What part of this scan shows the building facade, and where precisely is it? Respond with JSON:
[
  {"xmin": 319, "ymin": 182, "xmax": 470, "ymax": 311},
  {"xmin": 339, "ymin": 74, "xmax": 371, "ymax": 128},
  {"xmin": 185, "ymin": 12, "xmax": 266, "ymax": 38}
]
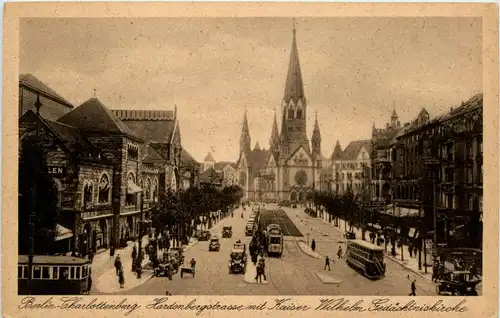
[
  {"xmin": 393, "ymin": 94, "xmax": 483, "ymax": 249},
  {"xmin": 236, "ymin": 27, "xmax": 328, "ymax": 202},
  {"xmin": 18, "ymin": 75, "xmax": 193, "ymax": 254},
  {"xmin": 331, "ymin": 140, "xmax": 372, "ymax": 197}
]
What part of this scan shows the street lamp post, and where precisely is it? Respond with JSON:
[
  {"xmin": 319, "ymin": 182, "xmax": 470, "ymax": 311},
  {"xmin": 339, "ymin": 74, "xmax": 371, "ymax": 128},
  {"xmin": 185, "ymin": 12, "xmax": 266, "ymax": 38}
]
[
  {"xmin": 136, "ymin": 190, "xmax": 145, "ymax": 278},
  {"xmin": 28, "ymin": 94, "xmax": 43, "ymax": 294}
]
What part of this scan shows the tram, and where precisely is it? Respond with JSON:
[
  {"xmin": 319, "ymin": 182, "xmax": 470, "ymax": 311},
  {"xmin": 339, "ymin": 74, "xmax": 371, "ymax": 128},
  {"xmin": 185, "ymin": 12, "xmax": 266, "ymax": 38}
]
[
  {"xmin": 345, "ymin": 240, "xmax": 386, "ymax": 279},
  {"xmin": 18, "ymin": 255, "xmax": 90, "ymax": 295},
  {"xmin": 266, "ymin": 224, "xmax": 283, "ymax": 257}
]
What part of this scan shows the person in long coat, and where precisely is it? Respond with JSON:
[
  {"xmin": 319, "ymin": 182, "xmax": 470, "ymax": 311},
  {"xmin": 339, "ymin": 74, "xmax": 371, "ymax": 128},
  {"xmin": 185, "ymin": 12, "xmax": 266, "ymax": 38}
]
[
  {"xmin": 311, "ymin": 239, "xmax": 316, "ymax": 252},
  {"xmin": 118, "ymin": 269, "xmax": 125, "ymax": 288}
]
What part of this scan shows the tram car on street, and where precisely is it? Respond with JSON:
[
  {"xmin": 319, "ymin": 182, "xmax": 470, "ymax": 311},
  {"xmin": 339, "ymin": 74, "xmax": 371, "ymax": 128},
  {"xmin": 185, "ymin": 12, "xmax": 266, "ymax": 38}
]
[
  {"xmin": 266, "ymin": 224, "xmax": 283, "ymax": 257},
  {"xmin": 18, "ymin": 255, "xmax": 90, "ymax": 295},
  {"xmin": 346, "ymin": 240, "xmax": 386, "ymax": 279}
]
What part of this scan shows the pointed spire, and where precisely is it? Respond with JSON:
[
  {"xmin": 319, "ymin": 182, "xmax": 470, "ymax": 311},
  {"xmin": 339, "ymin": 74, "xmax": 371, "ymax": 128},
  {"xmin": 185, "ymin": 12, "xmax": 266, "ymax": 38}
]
[
  {"xmin": 239, "ymin": 108, "xmax": 251, "ymax": 155},
  {"xmin": 254, "ymin": 141, "xmax": 261, "ymax": 151},
  {"xmin": 283, "ymin": 22, "xmax": 305, "ymax": 104},
  {"xmin": 269, "ymin": 110, "xmax": 280, "ymax": 152},
  {"xmin": 331, "ymin": 140, "xmax": 343, "ymax": 160},
  {"xmin": 391, "ymin": 102, "xmax": 398, "ymax": 119}
]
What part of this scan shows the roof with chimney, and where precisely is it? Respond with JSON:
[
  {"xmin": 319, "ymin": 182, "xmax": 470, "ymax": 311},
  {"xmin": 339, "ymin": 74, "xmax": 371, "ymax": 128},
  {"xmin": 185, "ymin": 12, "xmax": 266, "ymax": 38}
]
[{"xmin": 58, "ymin": 98, "xmax": 138, "ymax": 139}]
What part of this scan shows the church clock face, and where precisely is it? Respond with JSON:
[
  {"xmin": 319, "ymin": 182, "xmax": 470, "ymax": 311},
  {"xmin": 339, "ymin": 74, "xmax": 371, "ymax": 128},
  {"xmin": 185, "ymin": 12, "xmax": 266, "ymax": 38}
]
[{"xmin": 294, "ymin": 170, "xmax": 308, "ymax": 186}]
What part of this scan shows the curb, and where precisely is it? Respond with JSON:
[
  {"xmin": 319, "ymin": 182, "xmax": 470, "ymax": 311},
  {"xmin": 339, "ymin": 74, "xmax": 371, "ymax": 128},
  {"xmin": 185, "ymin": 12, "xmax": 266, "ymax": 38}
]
[
  {"xmin": 296, "ymin": 240, "xmax": 322, "ymax": 259},
  {"xmin": 96, "ymin": 271, "xmax": 155, "ymax": 294},
  {"xmin": 384, "ymin": 254, "xmax": 432, "ymax": 281},
  {"xmin": 315, "ymin": 272, "xmax": 342, "ymax": 284}
]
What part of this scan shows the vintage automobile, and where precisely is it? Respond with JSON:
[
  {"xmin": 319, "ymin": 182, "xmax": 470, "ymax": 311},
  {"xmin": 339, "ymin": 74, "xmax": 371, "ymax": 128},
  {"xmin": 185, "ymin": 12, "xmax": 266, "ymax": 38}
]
[
  {"xmin": 233, "ymin": 242, "xmax": 247, "ymax": 253},
  {"xmin": 209, "ymin": 237, "xmax": 221, "ymax": 252},
  {"xmin": 167, "ymin": 247, "xmax": 185, "ymax": 266},
  {"xmin": 436, "ymin": 270, "xmax": 481, "ymax": 296},
  {"xmin": 222, "ymin": 226, "xmax": 233, "ymax": 238},
  {"xmin": 228, "ymin": 246, "xmax": 247, "ymax": 274},
  {"xmin": 245, "ymin": 224, "xmax": 254, "ymax": 236},
  {"xmin": 345, "ymin": 232, "xmax": 356, "ymax": 240},
  {"xmin": 198, "ymin": 230, "xmax": 211, "ymax": 241}
]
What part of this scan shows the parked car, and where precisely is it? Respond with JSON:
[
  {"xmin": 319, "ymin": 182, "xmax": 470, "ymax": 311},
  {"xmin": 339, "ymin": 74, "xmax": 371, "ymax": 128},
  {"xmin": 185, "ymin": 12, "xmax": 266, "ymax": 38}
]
[
  {"xmin": 436, "ymin": 270, "xmax": 481, "ymax": 296},
  {"xmin": 199, "ymin": 230, "xmax": 211, "ymax": 241},
  {"xmin": 209, "ymin": 237, "xmax": 221, "ymax": 252},
  {"xmin": 222, "ymin": 226, "xmax": 233, "ymax": 238},
  {"xmin": 345, "ymin": 232, "xmax": 356, "ymax": 239}
]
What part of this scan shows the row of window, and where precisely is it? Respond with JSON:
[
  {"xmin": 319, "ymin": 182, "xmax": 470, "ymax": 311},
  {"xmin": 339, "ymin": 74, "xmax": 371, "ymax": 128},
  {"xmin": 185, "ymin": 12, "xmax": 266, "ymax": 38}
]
[
  {"xmin": 82, "ymin": 172, "xmax": 160, "ymax": 208},
  {"xmin": 18, "ymin": 264, "xmax": 90, "ymax": 280}
]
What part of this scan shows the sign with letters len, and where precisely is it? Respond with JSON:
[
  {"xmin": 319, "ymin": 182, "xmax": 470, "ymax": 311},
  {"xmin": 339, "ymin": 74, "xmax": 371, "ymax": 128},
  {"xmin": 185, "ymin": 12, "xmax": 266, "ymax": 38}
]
[{"xmin": 47, "ymin": 166, "xmax": 66, "ymax": 176}]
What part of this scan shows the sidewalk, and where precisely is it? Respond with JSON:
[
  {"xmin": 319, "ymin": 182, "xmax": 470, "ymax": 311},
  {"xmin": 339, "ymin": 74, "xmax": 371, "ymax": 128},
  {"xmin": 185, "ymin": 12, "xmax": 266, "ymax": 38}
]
[
  {"xmin": 94, "ymin": 236, "xmax": 153, "ymax": 294},
  {"xmin": 92, "ymin": 214, "xmax": 234, "ymax": 294},
  {"xmin": 243, "ymin": 262, "xmax": 269, "ymax": 285}
]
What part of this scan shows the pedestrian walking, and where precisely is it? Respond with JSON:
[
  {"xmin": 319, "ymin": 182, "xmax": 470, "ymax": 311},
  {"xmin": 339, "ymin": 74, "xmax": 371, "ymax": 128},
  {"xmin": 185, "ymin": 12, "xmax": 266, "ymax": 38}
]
[
  {"xmin": 337, "ymin": 245, "xmax": 343, "ymax": 259},
  {"xmin": 259, "ymin": 257, "xmax": 267, "ymax": 281},
  {"xmin": 409, "ymin": 279, "xmax": 416, "ymax": 296},
  {"xmin": 114, "ymin": 255, "xmax": 122, "ymax": 276},
  {"xmin": 88, "ymin": 250, "xmax": 94, "ymax": 264},
  {"xmin": 86, "ymin": 269, "xmax": 93, "ymax": 294},
  {"xmin": 311, "ymin": 238, "xmax": 316, "ymax": 252},
  {"xmin": 324, "ymin": 256, "xmax": 331, "ymax": 271},
  {"xmin": 255, "ymin": 264, "xmax": 263, "ymax": 283},
  {"xmin": 118, "ymin": 269, "xmax": 125, "ymax": 288}
]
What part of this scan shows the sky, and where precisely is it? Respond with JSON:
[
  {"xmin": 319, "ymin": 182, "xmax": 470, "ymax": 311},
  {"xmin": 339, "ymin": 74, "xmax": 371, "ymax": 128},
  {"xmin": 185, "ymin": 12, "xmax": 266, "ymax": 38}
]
[{"xmin": 20, "ymin": 18, "xmax": 482, "ymax": 163}]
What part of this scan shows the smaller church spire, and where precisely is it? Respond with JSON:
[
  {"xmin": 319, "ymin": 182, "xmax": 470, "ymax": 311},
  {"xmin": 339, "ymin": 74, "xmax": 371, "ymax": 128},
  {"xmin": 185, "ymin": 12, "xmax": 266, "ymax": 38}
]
[
  {"xmin": 331, "ymin": 140, "xmax": 343, "ymax": 160},
  {"xmin": 311, "ymin": 111, "xmax": 321, "ymax": 156},
  {"xmin": 269, "ymin": 109, "xmax": 280, "ymax": 152},
  {"xmin": 254, "ymin": 141, "xmax": 261, "ymax": 151},
  {"xmin": 239, "ymin": 108, "xmax": 251, "ymax": 155}
]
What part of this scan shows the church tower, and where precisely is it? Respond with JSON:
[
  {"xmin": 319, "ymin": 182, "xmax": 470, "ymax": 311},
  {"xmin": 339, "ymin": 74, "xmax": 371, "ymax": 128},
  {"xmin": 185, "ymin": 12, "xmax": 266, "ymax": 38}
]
[
  {"xmin": 239, "ymin": 108, "xmax": 251, "ymax": 155},
  {"xmin": 311, "ymin": 111, "xmax": 322, "ymax": 158},
  {"xmin": 279, "ymin": 24, "xmax": 310, "ymax": 157},
  {"xmin": 269, "ymin": 110, "xmax": 280, "ymax": 153}
]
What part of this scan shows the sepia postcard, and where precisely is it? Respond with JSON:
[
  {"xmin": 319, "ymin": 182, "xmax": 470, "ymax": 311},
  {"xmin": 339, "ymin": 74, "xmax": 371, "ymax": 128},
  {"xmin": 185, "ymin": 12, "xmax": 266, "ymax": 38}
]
[{"xmin": 2, "ymin": 2, "xmax": 499, "ymax": 318}]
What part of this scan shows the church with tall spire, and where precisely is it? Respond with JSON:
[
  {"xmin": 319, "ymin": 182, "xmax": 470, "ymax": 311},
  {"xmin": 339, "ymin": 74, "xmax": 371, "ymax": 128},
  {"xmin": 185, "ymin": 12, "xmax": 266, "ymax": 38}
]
[{"xmin": 236, "ymin": 24, "xmax": 328, "ymax": 201}]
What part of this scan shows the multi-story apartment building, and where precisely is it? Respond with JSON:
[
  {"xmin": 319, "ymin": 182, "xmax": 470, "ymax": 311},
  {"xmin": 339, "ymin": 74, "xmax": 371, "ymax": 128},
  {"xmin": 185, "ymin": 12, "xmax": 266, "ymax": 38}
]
[
  {"xmin": 393, "ymin": 94, "xmax": 483, "ymax": 249},
  {"xmin": 331, "ymin": 140, "xmax": 371, "ymax": 197}
]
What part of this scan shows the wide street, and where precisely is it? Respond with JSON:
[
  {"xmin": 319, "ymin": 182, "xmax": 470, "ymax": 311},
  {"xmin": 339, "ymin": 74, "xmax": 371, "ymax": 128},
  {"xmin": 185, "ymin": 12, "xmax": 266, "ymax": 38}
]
[{"xmin": 114, "ymin": 205, "xmax": 436, "ymax": 295}]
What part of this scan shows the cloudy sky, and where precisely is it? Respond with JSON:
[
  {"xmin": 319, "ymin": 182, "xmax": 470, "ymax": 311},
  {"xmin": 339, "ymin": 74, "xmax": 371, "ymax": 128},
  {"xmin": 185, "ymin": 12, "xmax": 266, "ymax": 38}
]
[{"xmin": 20, "ymin": 18, "xmax": 482, "ymax": 162}]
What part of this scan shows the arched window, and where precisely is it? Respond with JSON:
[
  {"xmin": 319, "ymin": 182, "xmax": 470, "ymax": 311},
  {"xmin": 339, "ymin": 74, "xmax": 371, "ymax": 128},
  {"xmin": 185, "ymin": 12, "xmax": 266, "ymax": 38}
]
[
  {"xmin": 145, "ymin": 178, "xmax": 151, "ymax": 200},
  {"xmin": 83, "ymin": 181, "xmax": 94, "ymax": 209},
  {"xmin": 288, "ymin": 108, "xmax": 294, "ymax": 119},
  {"xmin": 152, "ymin": 179, "xmax": 158, "ymax": 203},
  {"xmin": 296, "ymin": 108, "xmax": 303, "ymax": 119},
  {"xmin": 98, "ymin": 173, "xmax": 111, "ymax": 203},
  {"xmin": 126, "ymin": 172, "xmax": 138, "ymax": 206}
]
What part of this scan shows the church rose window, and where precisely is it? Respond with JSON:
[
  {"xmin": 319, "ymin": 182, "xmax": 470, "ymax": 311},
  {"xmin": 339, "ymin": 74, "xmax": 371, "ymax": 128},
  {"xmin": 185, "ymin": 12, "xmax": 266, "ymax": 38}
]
[{"xmin": 294, "ymin": 170, "xmax": 308, "ymax": 186}]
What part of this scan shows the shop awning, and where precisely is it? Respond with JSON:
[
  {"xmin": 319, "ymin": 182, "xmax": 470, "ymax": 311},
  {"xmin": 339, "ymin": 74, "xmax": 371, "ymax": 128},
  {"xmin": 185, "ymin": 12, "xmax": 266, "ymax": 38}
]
[
  {"xmin": 127, "ymin": 180, "xmax": 142, "ymax": 194},
  {"xmin": 384, "ymin": 205, "xmax": 420, "ymax": 217},
  {"xmin": 55, "ymin": 224, "xmax": 73, "ymax": 241}
]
